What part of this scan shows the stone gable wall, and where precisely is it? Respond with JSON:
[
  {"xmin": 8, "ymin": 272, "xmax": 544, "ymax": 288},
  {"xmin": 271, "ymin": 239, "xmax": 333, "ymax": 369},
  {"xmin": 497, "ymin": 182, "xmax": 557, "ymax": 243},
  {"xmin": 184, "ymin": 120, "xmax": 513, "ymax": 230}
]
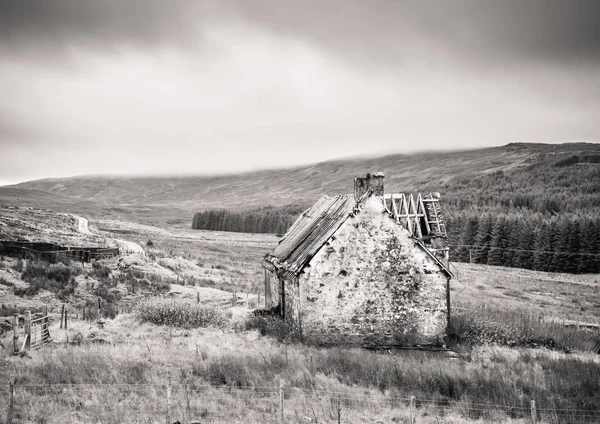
[{"xmin": 297, "ymin": 196, "xmax": 448, "ymax": 346}]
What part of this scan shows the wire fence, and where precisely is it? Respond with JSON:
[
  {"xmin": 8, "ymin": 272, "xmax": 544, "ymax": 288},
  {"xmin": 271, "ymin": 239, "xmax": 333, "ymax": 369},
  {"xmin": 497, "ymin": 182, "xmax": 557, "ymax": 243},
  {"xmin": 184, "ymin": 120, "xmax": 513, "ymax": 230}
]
[{"xmin": 3, "ymin": 381, "xmax": 600, "ymax": 424}]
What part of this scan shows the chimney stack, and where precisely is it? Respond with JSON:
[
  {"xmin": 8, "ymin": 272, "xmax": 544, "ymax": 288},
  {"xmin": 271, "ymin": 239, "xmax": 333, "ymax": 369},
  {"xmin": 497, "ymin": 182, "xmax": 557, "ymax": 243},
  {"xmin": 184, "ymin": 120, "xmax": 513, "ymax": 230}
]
[{"xmin": 354, "ymin": 172, "xmax": 384, "ymax": 200}]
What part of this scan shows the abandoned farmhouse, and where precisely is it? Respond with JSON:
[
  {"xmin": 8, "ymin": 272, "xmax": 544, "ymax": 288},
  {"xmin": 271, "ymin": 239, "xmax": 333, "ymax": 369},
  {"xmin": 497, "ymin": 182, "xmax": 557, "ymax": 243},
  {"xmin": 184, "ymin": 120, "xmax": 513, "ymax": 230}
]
[{"xmin": 263, "ymin": 173, "xmax": 452, "ymax": 347}]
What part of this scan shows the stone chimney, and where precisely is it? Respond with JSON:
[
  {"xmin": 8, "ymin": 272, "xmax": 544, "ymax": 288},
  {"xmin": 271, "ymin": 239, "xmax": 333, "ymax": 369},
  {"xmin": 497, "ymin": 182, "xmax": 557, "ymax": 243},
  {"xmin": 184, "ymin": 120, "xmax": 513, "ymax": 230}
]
[{"xmin": 354, "ymin": 172, "xmax": 384, "ymax": 200}]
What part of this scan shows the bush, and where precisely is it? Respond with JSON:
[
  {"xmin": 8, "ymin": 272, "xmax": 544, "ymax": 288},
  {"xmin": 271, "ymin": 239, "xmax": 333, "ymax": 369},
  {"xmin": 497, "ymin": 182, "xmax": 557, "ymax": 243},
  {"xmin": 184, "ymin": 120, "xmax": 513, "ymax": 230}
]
[
  {"xmin": 91, "ymin": 261, "xmax": 112, "ymax": 279},
  {"xmin": 12, "ymin": 258, "xmax": 24, "ymax": 272},
  {"xmin": 136, "ymin": 299, "xmax": 230, "ymax": 329},
  {"xmin": 118, "ymin": 269, "xmax": 171, "ymax": 294},
  {"xmin": 16, "ymin": 260, "xmax": 79, "ymax": 299},
  {"xmin": 245, "ymin": 314, "xmax": 300, "ymax": 343}
]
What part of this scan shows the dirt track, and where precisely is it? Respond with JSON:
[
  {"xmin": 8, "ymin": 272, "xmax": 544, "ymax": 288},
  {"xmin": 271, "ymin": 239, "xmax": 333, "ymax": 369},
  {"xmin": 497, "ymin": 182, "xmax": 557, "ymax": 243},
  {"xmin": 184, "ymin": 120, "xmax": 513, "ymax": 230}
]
[{"xmin": 73, "ymin": 214, "xmax": 145, "ymax": 255}]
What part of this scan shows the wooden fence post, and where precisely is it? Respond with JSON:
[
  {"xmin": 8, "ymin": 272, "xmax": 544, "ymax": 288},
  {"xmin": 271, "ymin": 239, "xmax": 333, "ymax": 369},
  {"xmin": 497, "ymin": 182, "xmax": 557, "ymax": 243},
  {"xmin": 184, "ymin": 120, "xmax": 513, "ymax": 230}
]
[
  {"xmin": 409, "ymin": 396, "xmax": 416, "ymax": 424},
  {"xmin": 12, "ymin": 314, "xmax": 18, "ymax": 355},
  {"xmin": 165, "ymin": 381, "xmax": 172, "ymax": 424},
  {"xmin": 530, "ymin": 400, "xmax": 536, "ymax": 424},
  {"xmin": 6, "ymin": 376, "xmax": 15, "ymax": 424},
  {"xmin": 24, "ymin": 311, "xmax": 31, "ymax": 350},
  {"xmin": 197, "ymin": 291, "xmax": 200, "ymax": 304},
  {"xmin": 60, "ymin": 304, "xmax": 65, "ymax": 329},
  {"xmin": 278, "ymin": 379, "xmax": 285, "ymax": 424},
  {"xmin": 64, "ymin": 307, "xmax": 68, "ymax": 330}
]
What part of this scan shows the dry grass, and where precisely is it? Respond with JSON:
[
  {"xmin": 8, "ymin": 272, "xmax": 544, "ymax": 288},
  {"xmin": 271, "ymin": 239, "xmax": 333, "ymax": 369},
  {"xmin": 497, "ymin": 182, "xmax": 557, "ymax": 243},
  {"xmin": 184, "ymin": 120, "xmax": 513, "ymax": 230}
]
[
  {"xmin": 2, "ymin": 215, "xmax": 600, "ymax": 422},
  {"xmin": 94, "ymin": 219, "xmax": 277, "ymax": 293},
  {"xmin": 1, "ymin": 313, "xmax": 600, "ymax": 423},
  {"xmin": 450, "ymin": 304, "xmax": 600, "ymax": 353},
  {"xmin": 451, "ymin": 263, "xmax": 600, "ymax": 324}
]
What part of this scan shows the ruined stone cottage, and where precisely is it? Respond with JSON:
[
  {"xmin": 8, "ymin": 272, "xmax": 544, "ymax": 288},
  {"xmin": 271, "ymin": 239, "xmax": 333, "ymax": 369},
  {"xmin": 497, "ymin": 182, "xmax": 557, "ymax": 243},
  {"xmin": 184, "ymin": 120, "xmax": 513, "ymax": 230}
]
[{"xmin": 262, "ymin": 173, "xmax": 452, "ymax": 347}]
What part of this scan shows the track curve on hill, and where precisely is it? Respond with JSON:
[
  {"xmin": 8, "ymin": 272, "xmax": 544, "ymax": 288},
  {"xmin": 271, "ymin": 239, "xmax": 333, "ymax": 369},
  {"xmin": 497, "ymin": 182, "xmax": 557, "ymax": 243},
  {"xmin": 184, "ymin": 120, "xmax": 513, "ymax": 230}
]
[{"xmin": 72, "ymin": 214, "xmax": 145, "ymax": 256}]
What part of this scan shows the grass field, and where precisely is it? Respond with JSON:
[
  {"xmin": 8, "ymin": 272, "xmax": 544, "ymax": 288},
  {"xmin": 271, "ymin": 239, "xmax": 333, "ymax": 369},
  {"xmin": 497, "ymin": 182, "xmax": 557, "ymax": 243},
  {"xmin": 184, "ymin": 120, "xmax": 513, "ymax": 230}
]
[{"xmin": 1, "ymin": 210, "xmax": 600, "ymax": 423}]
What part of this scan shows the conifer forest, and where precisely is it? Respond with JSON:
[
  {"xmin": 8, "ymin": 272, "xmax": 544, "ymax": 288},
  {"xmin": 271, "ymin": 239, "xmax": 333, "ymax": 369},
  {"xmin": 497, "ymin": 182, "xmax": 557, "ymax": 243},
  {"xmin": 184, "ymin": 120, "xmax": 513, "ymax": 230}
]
[{"xmin": 193, "ymin": 151, "xmax": 600, "ymax": 273}]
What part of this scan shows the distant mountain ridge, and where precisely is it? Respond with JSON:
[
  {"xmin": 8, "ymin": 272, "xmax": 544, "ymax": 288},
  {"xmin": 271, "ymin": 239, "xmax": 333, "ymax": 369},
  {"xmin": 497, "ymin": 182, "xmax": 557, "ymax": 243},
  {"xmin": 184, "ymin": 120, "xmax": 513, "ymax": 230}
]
[{"xmin": 4, "ymin": 142, "xmax": 600, "ymax": 211}]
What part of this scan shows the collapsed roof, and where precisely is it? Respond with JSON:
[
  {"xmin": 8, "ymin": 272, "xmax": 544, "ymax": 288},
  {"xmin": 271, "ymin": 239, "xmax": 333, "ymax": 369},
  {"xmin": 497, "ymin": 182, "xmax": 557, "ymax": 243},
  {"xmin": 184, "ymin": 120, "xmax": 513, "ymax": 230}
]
[{"xmin": 264, "ymin": 173, "xmax": 451, "ymax": 278}]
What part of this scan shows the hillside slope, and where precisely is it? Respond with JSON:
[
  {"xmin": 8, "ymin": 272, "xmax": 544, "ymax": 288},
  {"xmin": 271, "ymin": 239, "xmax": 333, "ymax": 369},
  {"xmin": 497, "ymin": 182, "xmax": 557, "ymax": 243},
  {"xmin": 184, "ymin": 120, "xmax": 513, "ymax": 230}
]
[{"xmin": 9, "ymin": 143, "xmax": 598, "ymax": 211}]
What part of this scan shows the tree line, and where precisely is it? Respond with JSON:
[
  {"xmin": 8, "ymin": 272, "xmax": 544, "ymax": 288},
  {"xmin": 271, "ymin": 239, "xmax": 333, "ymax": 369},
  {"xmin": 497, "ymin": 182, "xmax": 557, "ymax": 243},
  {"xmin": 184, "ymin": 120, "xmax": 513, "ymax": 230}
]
[
  {"xmin": 440, "ymin": 151, "xmax": 600, "ymax": 273},
  {"xmin": 445, "ymin": 212, "xmax": 600, "ymax": 273},
  {"xmin": 192, "ymin": 205, "xmax": 306, "ymax": 235}
]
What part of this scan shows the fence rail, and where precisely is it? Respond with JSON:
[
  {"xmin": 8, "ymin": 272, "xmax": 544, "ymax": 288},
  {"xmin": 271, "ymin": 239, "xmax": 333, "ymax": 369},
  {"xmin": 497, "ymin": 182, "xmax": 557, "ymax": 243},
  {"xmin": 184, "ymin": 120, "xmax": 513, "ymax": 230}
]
[
  {"xmin": 3, "ymin": 380, "xmax": 599, "ymax": 424},
  {"xmin": 0, "ymin": 240, "xmax": 119, "ymax": 263}
]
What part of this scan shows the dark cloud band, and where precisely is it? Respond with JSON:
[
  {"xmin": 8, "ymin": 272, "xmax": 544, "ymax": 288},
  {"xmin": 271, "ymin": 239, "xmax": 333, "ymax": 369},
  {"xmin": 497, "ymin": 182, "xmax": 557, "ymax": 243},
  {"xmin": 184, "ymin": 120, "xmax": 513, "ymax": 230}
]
[{"xmin": 1, "ymin": 0, "xmax": 599, "ymax": 66}]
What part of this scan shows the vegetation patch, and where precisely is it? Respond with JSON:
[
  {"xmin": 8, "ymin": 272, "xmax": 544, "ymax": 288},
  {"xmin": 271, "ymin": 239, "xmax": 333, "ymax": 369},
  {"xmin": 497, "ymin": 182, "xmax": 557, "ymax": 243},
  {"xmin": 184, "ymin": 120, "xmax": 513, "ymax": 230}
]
[
  {"xmin": 245, "ymin": 314, "xmax": 301, "ymax": 343},
  {"xmin": 15, "ymin": 260, "xmax": 79, "ymax": 299},
  {"xmin": 449, "ymin": 306, "xmax": 600, "ymax": 352},
  {"xmin": 136, "ymin": 299, "xmax": 230, "ymax": 328}
]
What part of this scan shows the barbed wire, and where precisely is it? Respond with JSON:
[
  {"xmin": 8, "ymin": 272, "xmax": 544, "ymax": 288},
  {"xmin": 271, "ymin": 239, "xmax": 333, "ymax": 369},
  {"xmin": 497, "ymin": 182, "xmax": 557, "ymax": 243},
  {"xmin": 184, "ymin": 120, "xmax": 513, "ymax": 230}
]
[
  {"xmin": 449, "ymin": 244, "xmax": 600, "ymax": 257},
  {"xmin": 7, "ymin": 382, "xmax": 600, "ymax": 417}
]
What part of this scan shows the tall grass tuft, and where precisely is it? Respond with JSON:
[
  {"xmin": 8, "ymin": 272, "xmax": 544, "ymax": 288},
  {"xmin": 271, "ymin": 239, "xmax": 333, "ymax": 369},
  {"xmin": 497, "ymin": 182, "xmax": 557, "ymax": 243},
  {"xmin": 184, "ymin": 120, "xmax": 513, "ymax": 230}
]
[
  {"xmin": 449, "ymin": 305, "xmax": 600, "ymax": 353},
  {"xmin": 136, "ymin": 299, "xmax": 230, "ymax": 329}
]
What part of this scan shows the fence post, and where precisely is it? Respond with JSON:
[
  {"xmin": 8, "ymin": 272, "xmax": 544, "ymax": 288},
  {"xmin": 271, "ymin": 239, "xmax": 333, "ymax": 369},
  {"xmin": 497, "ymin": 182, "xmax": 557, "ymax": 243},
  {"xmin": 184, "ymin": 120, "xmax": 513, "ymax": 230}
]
[
  {"xmin": 24, "ymin": 311, "xmax": 31, "ymax": 350},
  {"xmin": 6, "ymin": 376, "xmax": 14, "ymax": 424},
  {"xmin": 12, "ymin": 314, "xmax": 18, "ymax": 355},
  {"xmin": 43, "ymin": 306, "xmax": 49, "ymax": 345},
  {"xmin": 409, "ymin": 396, "xmax": 416, "ymax": 424},
  {"xmin": 278, "ymin": 379, "xmax": 284, "ymax": 424},
  {"xmin": 197, "ymin": 291, "xmax": 200, "ymax": 304},
  {"xmin": 530, "ymin": 400, "xmax": 536, "ymax": 424},
  {"xmin": 64, "ymin": 307, "xmax": 68, "ymax": 330},
  {"xmin": 60, "ymin": 304, "xmax": 65, "ymax": 329},
  {"xmin": 166, "ymin": 380, "xmax": 171, "ymax": 424}
]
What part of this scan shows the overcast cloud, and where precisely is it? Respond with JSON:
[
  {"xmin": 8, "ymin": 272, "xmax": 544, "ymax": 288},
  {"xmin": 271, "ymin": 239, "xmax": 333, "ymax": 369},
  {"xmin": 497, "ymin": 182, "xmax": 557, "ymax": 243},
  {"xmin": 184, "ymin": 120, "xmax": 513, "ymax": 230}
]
[{"xmin": 1, "ymin": 0, "xmax": 599, "ymax": 185}]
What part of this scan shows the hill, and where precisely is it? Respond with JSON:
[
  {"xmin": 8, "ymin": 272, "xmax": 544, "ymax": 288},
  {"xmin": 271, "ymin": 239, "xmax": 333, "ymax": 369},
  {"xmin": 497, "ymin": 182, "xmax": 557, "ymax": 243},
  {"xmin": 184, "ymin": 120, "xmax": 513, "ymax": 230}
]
[
  {"xmin": 6, "ymin": 142, "xmax": 599, "ymax": 211},
  {"xmin": 3, "ymin": 142, "xmax": 600, "ymax": 273}
]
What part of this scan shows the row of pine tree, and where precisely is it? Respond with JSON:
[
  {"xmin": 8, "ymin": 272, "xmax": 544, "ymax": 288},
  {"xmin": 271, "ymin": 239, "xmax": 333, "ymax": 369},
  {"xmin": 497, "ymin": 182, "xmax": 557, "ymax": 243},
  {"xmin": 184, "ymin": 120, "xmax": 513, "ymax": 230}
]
[
  {"xmin": 445, "ymin": 212, "xmax": 600, "ymax": 273},
  {"xmin": 192, "ymin": 205, "xmax": 305, "ymax": 235}
]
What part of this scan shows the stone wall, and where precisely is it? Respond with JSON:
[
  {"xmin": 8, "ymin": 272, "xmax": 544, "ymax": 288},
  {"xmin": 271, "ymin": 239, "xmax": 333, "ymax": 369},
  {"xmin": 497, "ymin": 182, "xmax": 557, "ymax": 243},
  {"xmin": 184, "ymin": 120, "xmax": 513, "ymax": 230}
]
[{"xmin": 297, "ymin": 195, "xmax": 448, "ymax": 347}]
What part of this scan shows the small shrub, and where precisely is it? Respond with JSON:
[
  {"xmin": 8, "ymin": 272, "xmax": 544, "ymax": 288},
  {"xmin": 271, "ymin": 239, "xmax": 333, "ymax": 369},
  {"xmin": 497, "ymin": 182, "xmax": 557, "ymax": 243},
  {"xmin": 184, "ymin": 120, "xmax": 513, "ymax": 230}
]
[
  {"xmin": 136, "ymin": 299, "xmax": 230, "ymax": 328},
  {"xmin": 119, "ymin": 269, "xmax": 171, "ymax": 294},
  {"xmin": 94, "ymin": 280, "xmax": 121, "ymax": 303},
  {"xmin": 91, "ymin": 261, "xmax": 112, "ymax": 279},
  {"xmin": 12, "ymin": 258, "xmax": 24, "ymax": 272},
  {"xmin": 245, "ymin": 315, "xmax": 300, "ymax": 343}
]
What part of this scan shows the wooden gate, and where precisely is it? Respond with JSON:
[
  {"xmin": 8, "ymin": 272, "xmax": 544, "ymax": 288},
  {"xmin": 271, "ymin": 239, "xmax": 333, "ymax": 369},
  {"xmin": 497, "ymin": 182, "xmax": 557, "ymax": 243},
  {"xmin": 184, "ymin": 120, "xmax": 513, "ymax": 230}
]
[{"xmin": 12, "ymin": 308, "xmax": 51, "ymax": 354}]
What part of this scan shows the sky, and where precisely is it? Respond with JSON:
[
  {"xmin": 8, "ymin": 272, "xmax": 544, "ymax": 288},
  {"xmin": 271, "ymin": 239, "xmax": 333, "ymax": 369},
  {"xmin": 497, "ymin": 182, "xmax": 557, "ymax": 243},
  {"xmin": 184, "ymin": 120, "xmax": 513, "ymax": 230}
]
[{"xmin": 1, "ymin": 0, "xmax": 599, "ymax": 185}]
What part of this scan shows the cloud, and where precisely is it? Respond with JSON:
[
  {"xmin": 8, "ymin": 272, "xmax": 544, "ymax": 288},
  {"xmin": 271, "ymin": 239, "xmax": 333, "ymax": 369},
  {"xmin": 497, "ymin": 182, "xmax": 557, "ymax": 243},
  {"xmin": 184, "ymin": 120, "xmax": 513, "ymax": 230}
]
[
  {"xmin": 0, "ymin": 1, "xmax": 598, "ymax": 184},
  {"xmin": 1, "ymin": 0, "xmax": 599, "ymax": 67}
]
